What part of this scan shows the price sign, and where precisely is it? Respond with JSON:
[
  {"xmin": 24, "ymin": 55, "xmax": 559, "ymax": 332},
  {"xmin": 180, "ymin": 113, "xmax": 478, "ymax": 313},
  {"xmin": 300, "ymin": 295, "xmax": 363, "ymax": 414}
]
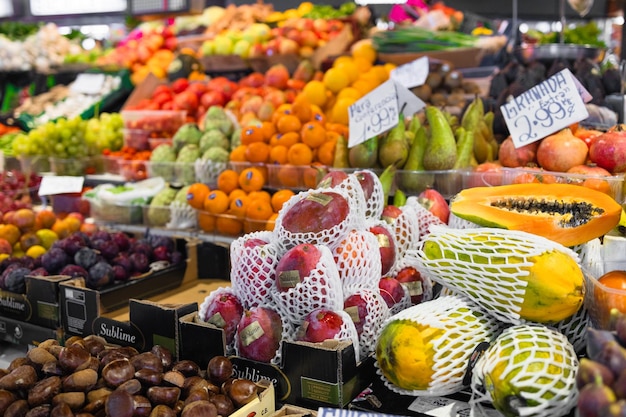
[
  {"xmin": 38, "ymin": 176, "xmax": 84, "ymax": 196},
  {"xmin": 70, "ymin": 73, "xmax": 106, "ymax": 95},
  {"xmin": 391, "ymin": 56, "xmax": 429, "ymax": 89},
  {"xmin": 501, "ymin": 68, "xmax": 591, "ymax": 148},
  {"xmin": 348, "ymin": 80, "xmax": 425, "ymax": 148}
]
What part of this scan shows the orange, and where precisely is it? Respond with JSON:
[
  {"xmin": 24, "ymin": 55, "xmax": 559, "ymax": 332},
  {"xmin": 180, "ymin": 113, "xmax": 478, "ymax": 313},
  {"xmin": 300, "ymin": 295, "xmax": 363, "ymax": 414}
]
[
  {"xmin": 229, "ymin": 145, "xmax": 247, "ymax": 162},
  {"xmin": 272, "ymin": 104, "xmax": 293, "ymax": 123},
  {"xmin": 351, "ymin": 40, "xmax": 377, "ymax": 64},
  {"xmin": 287, "ymin": 143, "xmax": 314, "ymax": 166},
  {"xmin": 269, "ymin": 145, "xmax": 289, "ymax": 165},
  {"xmin": 217, "ymin": 169, "xmax": 240, "ymax": 195},
  {"xmin": 240, "ymin": 124, "xmax": 266, "ymax": 145},
  {"xmin": 216, "ymin": 213, "xmax": 243, "ymax": 236},
  {"xmin": 301, "ymin": 121, "xmax": 326, "ymax": 148},
  {"xmin": 245, "ymin": 142, "xmax": 271, "ymax": 163},
  {"xmin": 276, "ymin": 114, "xmax": 302, "ymax": 134},
  {"xmin": 260, "ymin": 121, "xmax": 276, "ymax": 141},
  {"xmin": 270, "ymin": 189, "xmax": 295, "ymax": 213},
  {"xmin": 238, "ymin": 167, "xmax": 265, "ymax": 193},
  {"xmin": 247, "ymin": 190, "xmax": 272, "ymax": 204},
  {"xmin": 51, "ymin": 220, "xmax": 71, "ymax": 239},
  {"xmin": 292, "ymin": 96, "xmax": 313, "ymax": 123},
  {"xmin": 302, "ymin": 80, "xmax": 327, "ymax": 108},
  {"xmin": 229, "ymin": 188, "xmax": 248, "ymax": 203},
  {"xmin": 186, "ymin": 183, "xmax": 211, "ymax": 210},
  {"xmin": 317, "ymin": 140, "xmax": 336, "ymax": 166},
  {"xmin": 229, "ymin": 195, "xmax": 250, "ymax": 218},
  {"xmin": 325, "ymin": 123, "xmax": 349, "ymax": 137},
  {"xmin": 265, "ymin": 213, "xmax": 278, "ymax": 231},
  {"xmin": 198, "ymin": 211, "xmax": 216, "ymax": 233},
  {"xmin": 0, "ymin": 224, "xmax": 20, "ymax": 246},
  {"xmin": 323, "ymin": 67, "xmax": 350, "ymax": 94},
  {"xmin": 203, "ymin": 190, "xmax": 230, "ymax": 214},
  {"xmin": 310, "ymin": 107, "xmax": 326, "ymax": 125},
  {"xmin": 246, "ymin": 199, "xmax": 274, "ymax": 221},
  {"xmin": 276, "ymin": 165, "xmax": 302, "ymax": 188},
  {"xmin": 35, "ymin": 210, "xmax": 57, "ymax": 230},
  {"xmin": 270, "ymin": 131, "xmax": 300, "ymax": 148}
]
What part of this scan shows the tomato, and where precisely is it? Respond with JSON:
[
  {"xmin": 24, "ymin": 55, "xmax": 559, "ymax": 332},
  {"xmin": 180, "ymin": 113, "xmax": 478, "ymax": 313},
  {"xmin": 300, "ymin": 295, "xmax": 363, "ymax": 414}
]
[{"xmin": 594, "ymin": 270, "xmax": 626, "ymax": 328}]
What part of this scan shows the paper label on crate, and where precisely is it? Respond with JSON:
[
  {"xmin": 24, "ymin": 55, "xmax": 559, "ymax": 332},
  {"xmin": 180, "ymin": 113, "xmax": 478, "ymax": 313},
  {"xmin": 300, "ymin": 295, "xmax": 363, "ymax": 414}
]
[
  {"xmin": 408, "ymin": 396, "xmax": 501, "ymax": 417},
  {"xmin": 501, "ymin": 68, "xmax": 591, "ymax": 149},
  {"xmin": 38, "ymin": 176, "xmax": 84, "ymax": 196},
  {"xmin": 70, "ymin": 73, "xmax": 106, "ymax": 95},
  {"xmin": 348, "ymin": 79, "xmax": 425, "ymax": 148},
  {"xmin": 391, "ymin": 56, "xmax": 429, "ymax": 88}
]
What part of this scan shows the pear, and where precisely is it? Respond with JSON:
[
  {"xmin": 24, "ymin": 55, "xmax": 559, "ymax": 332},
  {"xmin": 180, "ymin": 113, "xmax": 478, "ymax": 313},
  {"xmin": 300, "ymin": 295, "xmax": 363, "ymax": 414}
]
[
  {"xmin": 422, "ymin": 106, "xmax": 457, "ymax": 171},
  {"xmin": 349, "ymin": 136, "xmax": 379, "ymax": 168}
]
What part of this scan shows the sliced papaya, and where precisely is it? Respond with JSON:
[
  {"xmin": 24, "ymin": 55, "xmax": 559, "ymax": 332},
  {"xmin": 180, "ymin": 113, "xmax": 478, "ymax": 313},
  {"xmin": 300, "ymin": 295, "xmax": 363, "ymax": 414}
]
[{"xmin": 450, "ymin": 183, "xmax": 622, "ymax": 247}]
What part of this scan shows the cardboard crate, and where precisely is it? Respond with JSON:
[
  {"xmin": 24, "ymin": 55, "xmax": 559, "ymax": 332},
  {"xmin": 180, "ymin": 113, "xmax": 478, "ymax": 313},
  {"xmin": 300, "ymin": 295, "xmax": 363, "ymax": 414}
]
[
  {"xmin": 0, "ymin": 275, "xmax": 73, "ymax": 329},
  {"xmin": 0, "ymin": 315, "xmax": 62, "ymax": 348},
  {"xmin": 269, "ymin": 405, "xmax": 318, "ymax": 417},
  {"xmin": 178, "ymin": 311, "xmax": 376, "ymax": 408}
]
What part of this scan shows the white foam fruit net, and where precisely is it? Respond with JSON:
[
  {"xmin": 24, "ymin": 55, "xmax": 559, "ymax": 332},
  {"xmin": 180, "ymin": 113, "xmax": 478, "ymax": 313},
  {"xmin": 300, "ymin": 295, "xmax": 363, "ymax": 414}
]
[
  {"xmin": 408, "ymin": 225, "xmax": 581, "ymax": 325},
  {"xmin": 271, "ymin": 244, "xmax": 344, "ymax": 325},
  {"xmin": 551, "ymin": 305, "xmax": 589, "ymax": 356},
  {"xmin": 574, "ymin": 237, "xmax": 604, "ymax": 278},
  {"xmin": 387, "ymin": 203, "xmax": 421, "ymax": 259},
  {"xmin": 272, "ymin": 187, "xmax": 361, "ymax": 254},
  {"xmin": 344, "ymin": 288, "xmax": 390, "ymax": 358},
  {"xmin": 333, "ymin": 173, "xmax": 368, "ymax": 228},
  {"xmin": 198, "ymin": 286, "xmax": 243, "ymax": 355},
  {"xmin": 365, "ymin": 218, "xmax": 399, "ymax": 276},
  {"xmin": 405, "ymin": 196, "xmax": 446, "ymax": 242},
  {"xmin": 166, "ymin": 201, "xmax": 198, "ymax": 230},
  {"xmin": 195, "ymin": 159, "xmax": 229, "ymax": 187},
  {"xmin": 353, "ymin": 169, "xmax": 385, "ymax": 220},
  {"xmin": 230, "ymin": 231, "xmax": 280, "ymax": 309},
  {"xmin": 389, "ymin": 283, "xmax": 413, "ymax": 315},
  {"xmin": 388, "ymin": 256, "xmax": 434, "ymax": 307},
  {"xmin": 375, "ymin": 295, "xmax": 501, "ymax": 397},
  {"xmin": 470, "ymin": 324, "xmax": 579, "ymax": 417},
  {"xmin": 448, "ymin": 213, "xmax": 480, "ymax": 230},
  {"xmin": 332, "ymin": 229, "xmax": 382, "ymax": 293}
]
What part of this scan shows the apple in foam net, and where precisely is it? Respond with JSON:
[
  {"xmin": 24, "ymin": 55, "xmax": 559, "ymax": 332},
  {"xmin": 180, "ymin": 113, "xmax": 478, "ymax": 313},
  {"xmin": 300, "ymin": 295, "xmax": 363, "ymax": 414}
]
[
  {"xmin": 395, "ymin": 266, "xmax": 426, "ymax": 304},
  {"xmin": 296, "ymin": 308, "xmax": 344, "ymax": 343},
  {"xmin": 343, "ymin": 293, "xmax": 368, "ymax": 336},
  {"xmin": 275, "ymin": 243, "xmax": 321, "ymax": 292},
  {"xmin": 202, "ymin": 293, "xmax": 244, "ymax": 345},
  {"xmin": 317, "ymin": 170, "xmax": 348, "ymax": 189},
  {"xmin": 379, "ymin": 277, "xmax": 406, "ymax": 309},
  {"xmin": 280, "ymin": 191, "xmax": 350, "ymax": 235},
  {"xmin": 417, "ymin": 188, "xmax": 450, "ymax": 224},
  {"xmin": 380, "ymin": 205, "xmax": 403, "ymax": 225},
  {"xmin": 236, "ymin": 306, "xmax": 283, "ymax": 363},
  {"xmin": 354, "ymin": 170, "xmax": 376, "ymax": 202},
  {"xmin": 368, "ymin": 224, "xmax": 396, "ymax": 276}
]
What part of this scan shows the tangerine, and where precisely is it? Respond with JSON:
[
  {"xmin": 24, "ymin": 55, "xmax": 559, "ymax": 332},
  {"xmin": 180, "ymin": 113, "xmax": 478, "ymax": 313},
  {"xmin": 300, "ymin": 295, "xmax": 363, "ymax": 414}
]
[
  {"xmin": 186, "ymin": 183, "xmax": 211, "ymax": 210},
  {"xmin": 287, "ymin": 143, "xmax": 314, "ymax": 166},
  {"xmin": 245, "ymin": 142, "xmax": 271, "ymax": 163},
  {"xmin": 292, "ymin": 96, "xmax": 313, "ymax": 123},
  {"xmin": 276, "ymin": 114, "xmax": 302, "ymax": 134},
  {"xmin": 260, "ymin": 121, "xmax": 276, "ymax": 141},
  {"xmin": 204, "ymin": 190, "xmax": 230, "ymax": 214},
  {"xmin": 272, "ymin": 104, "xmax": 293, "ymax": 123},
  {"xmin": 238, "ymin": 167, "xmax": 265, "ymax": 193},
  {"xmin": 229, "ymin": 145, "xmax": 248, "ymax": 162},
  {"xmin": 270, "ymin": 189, "xmax": 295, "ymax": 213},
  {"xmin": 270, "ymin": 132, "xmax": 300, "ymax": 148},
  {"xmin": 0, "ymin": 224, "xmax": 20, "ymax": 246},
  {"xmin": 265, "ymin": 213, "xmax": 278, "ymax": 231},
  {"xmin": 217, "ymin": 169, "xmax": 240, "ymax": 195},
  {"xmin": 229, "ymin": 188, "xmax": 248, "ymax": 203},
  {"xmin": 269, "ymin": 145, "xmax": 289, "ymax": 165},
  {"xmin": 247, "ymin": 190, "xmax": 272, "ymax": 204},
  {"xmin": 229, "ymin": 195, "xmax": 250, "ymax": 218},
  {"xmin": 246, "ymin": 199, "xmax": 274, "ymax": 221},
  {"xmin": 301, "ymin": 121, "xmax": 326, "ymax": 148},
  {"xmin": 198, "ymin": 211, "xmax": 216, "ymax": 233},
  {"xmin": 317, "ymin": 140, "xmax": 337, "ymax": 166},
  {"xmin": 241, "ymin": 124, "xmax": 266, "ymax": 145},
  {"xmin": 216, "ymin": 213, "xmax": 243, "ymax": 236},
  {"xmin": 276, "ymin": 165, "xmax": 302, "ymax": 188}
]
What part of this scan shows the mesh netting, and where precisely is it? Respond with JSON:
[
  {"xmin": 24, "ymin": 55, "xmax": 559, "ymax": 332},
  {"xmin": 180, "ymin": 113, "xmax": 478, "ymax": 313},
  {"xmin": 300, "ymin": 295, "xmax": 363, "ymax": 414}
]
[
  {"xmin": 195, "ymin": 158, "xmax": 228, "ymax": 187},
  {"xmin": 366, "ymin": 219, "xmax": 399, "ymax": 277},
  {"xmin": 388, "ymin": 256, "xmax": 434, "ymax": 307},
  {"xmin": 271, "ymin": 244, "xmax": 344, "ymax": 325},
  {"xmin": 353, "ymin": 170, "xmax": 385, "ymax": 220},
  {"xmin": 575, "ymin": 238, "xmax": 605, "ymax": 278},
  {"xmin": 448, "ymin": 213, "xmax": 480, "ymax": 230},
  {"xmin": 375, "ymin": 295, "xmax": 501, "ymax": 397},
  {"xmin": 273, "ymin": 187, "xmax": 360, "ymax": 254},
  {"xmin": 332, "ymin": 229, "xmax": 382, "ymax": 293},
  {"xmin": 344, "ymin": 288, "xmax": 390, "ymax": 358},
  {"xmin": 386, "ymin": 204, "xmax": 421, "ymax": 259},
  {"xmin": 550, "ymin": 305, "xmax": 589, "ymax": 355},
  {"xmin": 333, "ymin": 173, "xmax": 368, "ymax": 229},
  {"xmin": 166, "ymin": 201, "xmax": 198, "ymax": 230},
  {"xmin": 405, "ymin": 196, "xmax": 446, "ymax": 242},
  {"xmin": 389, "ymin": 284, "xmax": 413, "ymax": 315},
  {"xmin": 470, "ymin": 324, "xmax": 579, "ymax": 417},
  {"xmin": 408, "ymin": 225, "xmax": 581, "ymax": 325},
  {"xmin": 198, "ymin": 286, "xmax": 243, "ymax": 355},
  {"xmin": 230, "ymin": 231, "xmax": 281, "ymax": 309},
  {"xmin": 293, "ymin": 309, "xmax": 362, "ymax": 363}
]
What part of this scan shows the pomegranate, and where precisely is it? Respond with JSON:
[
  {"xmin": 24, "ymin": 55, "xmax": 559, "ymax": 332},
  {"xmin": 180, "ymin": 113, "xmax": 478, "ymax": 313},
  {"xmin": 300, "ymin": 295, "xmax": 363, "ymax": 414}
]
[
  {"xmin": 497, "ymin": 136, "xmax": 538, "ymax": 167},
  {"xmin": 536, "ymin": 128, "xmax": 588, "ymax": 172},
  {"xmin": 566, "ymin": 164, "xmax": 612, "ymax": 176},
  {"xmin": 589, "ymin": 126, "xmax": 626, "ymax": 173}
]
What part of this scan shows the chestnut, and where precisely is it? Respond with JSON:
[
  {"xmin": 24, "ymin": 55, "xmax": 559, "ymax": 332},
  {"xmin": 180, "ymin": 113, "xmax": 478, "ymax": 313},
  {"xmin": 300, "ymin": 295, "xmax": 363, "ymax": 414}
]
[
  {"xmin": 162, "ymin": 370, "xmax": 185, "ymax": 388},
  {"xmin": 181, "ymin": 400, "xmax": 217, "ymax": 417},
  {"xmin": 209, "ymin": 393, "xmax": 234, "ymax": 416},
  {"xmin": 149, "ymin": 404, "xmax": 176, "ymax": 417},
  {"xmin": 82, "ymin": 398, "xmax": 106, "ymax": 415},
  {"xmin": 172, "ymin": 360, "xmax": 200, "ymax": 377},
  {"xmin": 147, "ymin": 386, "xmax": 181, "ymax": 408},
  {"xmin": 131, "ymin": 352, "xmax": 163, "ymax": 373},
  {"xmin": 151, "ymin": 345, "xmax": 173, "ymax": 371},
  {"xmin": 0, "ymin": 365, "xmax": 38, "ymax": 390},
  {"xmin": 26, "ymin": 347, "xmax": 56, "ymax": 366},
  {"xmin": 52, "ymin": 392, "xmax": 85, "ymax": 410},
  {"xmin": 58, "ymin": 345, "xmax": 91, "ymax": 372},
  {"xmin": 5, "ymin": 399, "xmax": 28, "ymax": 417},
  {"xmin": 50, "ymin": 402, "xmax": 73, "ymax": 417},
  {"xmin": 65, "ymin": 336, "xmax": 86, "ymax": 348},
  {"xmin": 117, "ymin": 378, "xmax": 143, "ymax": 395},
  {"xmin": 104, "ymin": 389, "xmax": 134, "ymax": 417},
  {"xmin": 183, "ymin": 376, "xmax": 214, "ymax": 396},
  {"xmin": 8, "ymin": 357, "xmax": 32, "ymax": 371},
  {"xmin": 184, "ymin": 388, "xmax": 211, "ymax": 405},
  {"xmin": 207, "ymin": 356, "xmax": 233, "ymax": 386},
  {"xmin": 135, "ymin": 369, "xmax": 163, "ymax": 387},
  {"xmin": 27, "ymin": 376, "xmax": 61, "ymax": 407},
  {"xmin": 24, "ymin": 404, "xmax": 50, "ymax": 417},
  {"xmin": 86, "ymin": 387, "xmax": 112, "ymax": 403},
  {"xmin": 37, "ymin": 339, "xmax": 60, "ymax": 351},
  {"xmin": 228, "ymin": 379, "xmax": 258, "ymax": 408},
  {"xmin": 133, "ymin": 394, "xmax": 152, "ymax": 417},
  {"xmin": 102, "ymin": 358, "xmax": 135, "ymax": 388},
  {"xmin": 41, "ymin": 360, "xmax": 63, "ymax": 377},
  {"xmin": 0, "ymin": 388, "xmax": 17, "ymax": 414},
  {"xmin": 63, "ymin": 368, "xmax": 98, "ymax": 392},
  {"xmin": 83, "ymin": 335, "xmax": 107, "ymax": 357}
]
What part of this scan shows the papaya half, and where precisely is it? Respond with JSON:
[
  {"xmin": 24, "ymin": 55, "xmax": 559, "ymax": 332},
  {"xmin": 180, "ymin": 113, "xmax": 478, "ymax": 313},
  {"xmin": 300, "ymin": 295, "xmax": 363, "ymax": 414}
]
[{"xmin": 450, "ymin": 183, "xmax": 622, "ymax": 247}]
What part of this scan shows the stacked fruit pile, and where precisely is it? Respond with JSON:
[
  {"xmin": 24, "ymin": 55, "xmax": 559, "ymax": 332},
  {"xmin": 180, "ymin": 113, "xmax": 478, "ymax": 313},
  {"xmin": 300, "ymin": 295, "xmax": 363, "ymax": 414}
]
[{"xmin": 0, "ymin": 170, "xmax": 42, "ymax": 214}]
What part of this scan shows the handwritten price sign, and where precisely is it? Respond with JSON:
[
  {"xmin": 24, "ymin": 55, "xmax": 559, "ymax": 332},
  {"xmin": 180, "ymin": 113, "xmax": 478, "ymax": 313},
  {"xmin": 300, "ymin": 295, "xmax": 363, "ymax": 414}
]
[
  {"xmin": 348, "ymin": 79, "xmax": 425, "ymax": 148},
  {"xmin": 501, "ymin": 68, "xmax": 591, "ymax": 148}
]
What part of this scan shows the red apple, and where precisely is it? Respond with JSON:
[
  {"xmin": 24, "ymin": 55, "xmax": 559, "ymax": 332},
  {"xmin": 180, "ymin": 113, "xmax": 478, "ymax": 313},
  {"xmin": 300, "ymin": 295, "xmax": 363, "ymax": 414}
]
[
  {"xmin": 368, "ymin": 224, "xmax": 396, "ymax": 276},
  {"xmin": 200, "ymin": 91, "xmax": 226, "ymax": 108},
  {"xmin": 317, "ymin": 170, "xmax": 348, "ymax": 189},
  {"xmin": 243, "ymin": 237, "xmax": 269, "ymax": 248},
  {"xmin": 343, "ymin": 294, "xmax": 368, "ymax": 336},
  {"xmin": 381, "ymin": 205, "xmax": 403, "ymax": 225},
  {"xmin": 417, "ymin": 189, "xmax": 450, "ymax": 224},
  {"xmin": 378, "ymin": 277, "xmax": 406, "ymax": 309},
  {"xmin": 354, "ymin": 170, "xmax": 376, "ymax": 202},
  {"xmin": 296, "ymin": 308, "xmax": 344, "ymax": 342},
  {"xmin": 202, "ymin": 292, "xmax": 244, "ymax": 345},
  {"xmin": 275, "ymin": 243, "xmax": 322, "ymax": 292},
  {"xmin": 280, "ymin": 191, "xmax": 350, "ymax": 235},
  {"xmin": 235, "ymin": 306, "xmax": 283, "ymax": 363},
  {"xmin": 395, "ymin": 266, "xmax": 426, "ymax": 304}
]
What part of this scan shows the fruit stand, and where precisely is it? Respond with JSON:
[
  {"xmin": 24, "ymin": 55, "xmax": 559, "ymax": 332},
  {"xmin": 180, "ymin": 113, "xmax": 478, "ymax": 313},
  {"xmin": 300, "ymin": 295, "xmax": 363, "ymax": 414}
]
[{"xmin": 1, "ymin": 0, "xmax": 626, "ymax": 416}]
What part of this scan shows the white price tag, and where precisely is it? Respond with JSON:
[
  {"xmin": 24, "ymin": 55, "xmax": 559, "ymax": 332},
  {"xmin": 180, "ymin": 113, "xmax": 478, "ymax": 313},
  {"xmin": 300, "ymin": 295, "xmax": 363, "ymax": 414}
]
[
  {"xmin": 408, "ymin": 396, "xmax": 501, "ymax": 417},
  {"xmin": 348, "ymin": 80, "xmax": 425, "ymax": 148},
  {"xmin": 38, "ymin": 176, "xmax": 84, "ymax": 196},
  {"xmin": 70, "ymin": 73, "xmax": 106, "ymax": 95},
  {"xmin": 501, "ymin": 68, "xmax": 591, "ymax": 148},
  {"xmin": 391, "ymin": 56, "xmax": 430, "ymax": 89}
]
